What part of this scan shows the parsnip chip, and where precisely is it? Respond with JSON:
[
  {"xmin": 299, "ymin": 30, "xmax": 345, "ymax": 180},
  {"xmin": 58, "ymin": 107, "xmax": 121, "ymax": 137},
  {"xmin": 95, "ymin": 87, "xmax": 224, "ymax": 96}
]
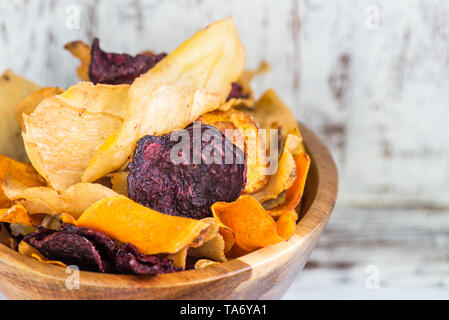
[
  {"xmin": 2, "ymin": 175, "xmax": 117, "ymax": 218},
  {"xmin": 0, "ymin": 154, "xmax": 45, "ymax": 208},
  {"xmin": 251, "ymin": 134, "xmax": 303, "ymax": 203},
  {"xmin": 276, "ymin": 210, "xmax": 296, "ymax": 241},
  {"xmin": 0, "ymin": 70, "xmax": 40, "ymax": 162},
  {"xmin": 268, "ymin": 152, "xmax": 310, "ymax": 216},
  {"xmin": 77, "ymin": 195, "xmax": 211, "ymax": 255},
  {"xmin": 108, "ymin": 171, "xmax": 129, "ymax": 196},
  {"xmin": 22, "ymin": 86, "xmax": 124, "ymax": 190},
  {"xmin": 0, "ymin": 222, "xmax": 17, "ymax": 249},
  {"xmin": 194, "ymin": 259, "xmax": 219, "ymax": 270},
  {"xmin": 82, "ymin": 17, "xmax": 245, "ymax": 182},
  {"xmin": 64, "ymin": 40, "xmax": 91, "ymax": 81},
  {"xmin": 0, "ymin": 205, "xmax": 42, "ymax": 226},
  {"xmin": 166, "ymin": 246, "xmax": 188, "ymax": 269},
  {"xmin": 14, "ymin": 87, "xmax": 64, "ymax": 131},
  {"xmin": 188, "ymin": 233, "xmax": 227, "ymax": 263},
  {"xmin": 198, "ymin": 108, "xmax": 269, "ymax": 193},
  {"xmin": 212, "ymin": 195, "xmax": 283, "ymax": 253},
  {"xmin": 18, "ymin": 240, "xmax": 67, "ymax": 268}
]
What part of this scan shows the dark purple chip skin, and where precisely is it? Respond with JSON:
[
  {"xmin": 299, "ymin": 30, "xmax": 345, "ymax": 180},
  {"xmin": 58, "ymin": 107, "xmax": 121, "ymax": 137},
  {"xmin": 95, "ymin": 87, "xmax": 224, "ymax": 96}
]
[
  {"xmin": 23, "ymin": 224, "xmax": 179, "ymax": 275},
  {"xmin": 128, "ymin": 123, "xmax": 247, "ymax": 220},
  {"xmin": 89, "ymin": 38, "xmax": 166, "ymax": 85},
  {"xmin": 227, "ymin": 82, "xmax": 250, "ymax": 101}
]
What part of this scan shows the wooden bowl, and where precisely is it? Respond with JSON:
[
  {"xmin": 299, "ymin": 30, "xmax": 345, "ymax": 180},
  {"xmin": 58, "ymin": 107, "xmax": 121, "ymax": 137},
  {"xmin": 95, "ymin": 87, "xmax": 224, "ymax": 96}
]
[{"xmin": 0, "ymin": 123, "xmax": 338, "ymax": 300}]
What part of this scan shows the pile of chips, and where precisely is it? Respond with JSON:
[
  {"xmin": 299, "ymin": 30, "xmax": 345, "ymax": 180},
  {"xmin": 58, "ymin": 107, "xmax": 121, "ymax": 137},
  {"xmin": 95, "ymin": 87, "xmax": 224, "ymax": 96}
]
[{"xmin": 0, "ymin": 18, "xmax": 310, "ymax": 275}]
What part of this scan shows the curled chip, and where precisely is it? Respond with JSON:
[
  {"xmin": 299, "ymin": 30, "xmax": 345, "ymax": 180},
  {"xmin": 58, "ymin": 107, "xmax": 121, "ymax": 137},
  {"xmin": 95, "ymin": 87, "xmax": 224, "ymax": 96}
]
[
  {"xmin": 89, "ymin": 38, "xmax": 166, "ymax": 85},
  {"xmin": 128, "ymin": 124, "xmax": 247, "ymax": 219},
  {"xmin": 212, "ymin": 195, "xmax": 283, "ymax": 253},
  {"xmin": 76, "ymin": 195, "xmax": 211, "ymax": 255},
  {"xmin": 23, "ymin": 224, "xmax": 179, "ymax": 275}
]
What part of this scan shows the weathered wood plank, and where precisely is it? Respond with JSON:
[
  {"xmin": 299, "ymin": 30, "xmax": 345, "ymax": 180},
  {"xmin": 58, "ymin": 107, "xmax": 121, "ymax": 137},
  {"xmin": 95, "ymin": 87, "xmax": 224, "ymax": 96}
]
[
  {"xmin": 283, "ymin": 205, "xmax": 449, "ymax": 299},
  {"xmin": 0, "ymin": 0, "xmax": 448, "ymax": 206}
]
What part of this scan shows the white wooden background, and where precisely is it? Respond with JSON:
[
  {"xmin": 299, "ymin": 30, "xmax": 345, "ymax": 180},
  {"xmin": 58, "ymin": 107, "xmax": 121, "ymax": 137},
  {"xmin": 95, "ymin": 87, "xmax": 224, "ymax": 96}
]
[{"xmin": 0, "ymin": 0, "xmax": 448, "ymax": 299}]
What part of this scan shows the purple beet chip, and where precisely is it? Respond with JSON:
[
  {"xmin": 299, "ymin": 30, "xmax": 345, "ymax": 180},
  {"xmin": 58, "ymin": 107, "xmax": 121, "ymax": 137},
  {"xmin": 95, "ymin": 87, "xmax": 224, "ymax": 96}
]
[
  {"xmin": 128, "ymin": 123, "xmax": 247, "ymax": 219},
  {"xmin": 89, "ymin": 38, "xmax": 166, "ymax": 85},
  {"xmin": 227, "ymin": 82, "xmax": 250, "ymax": 101},
  {"xmin": 23, "ymin": 224, "xmax": 179, "ymax": 275}
]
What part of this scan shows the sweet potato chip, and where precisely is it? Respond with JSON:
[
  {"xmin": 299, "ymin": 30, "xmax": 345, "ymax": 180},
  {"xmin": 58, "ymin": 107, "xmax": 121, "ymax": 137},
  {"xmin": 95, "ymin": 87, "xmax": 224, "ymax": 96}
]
[
  {"xmin": 18, "ymin": 240, "xmax": 67, "ymax": 268},
  {"xmin": 212, "ymin": 195, "xmax": 283, "ymax": 252},
  {"xmin": 251, "ymin": 134, "xmax": 303, "ymax": 203},
  {"xmin": 22, "ymin": 86, "xmax": 124, "ymax": 190},
  {"xmin": 0, "ymin": 154, "xmax": 44, "ymax": 208},
  {"xmin": 64, "ymin": 40, "xmax": 91, "ymax": 81},
  {"xmin": 268, "ymin": 152, "xmax": 310, "ymax": 216},
  {"xmin": 14, "ymin": 87, "xmax": 64, "ymax": 131},
  {"xmin": 0, "ymin": 70, "xmax": 40, "ymax": 162},
  {"xmin": 76, "ymin": 195, "xmax": 211, "ymax": 255},
  {"xmin": 81, "ymin": 17, "xmax": 245, "ymax": 182},
  {"xmin": 0, "ymin": 205, "xmax": 42, "ymax": 226},
  {"xmin": 198, "ymin": 108, "xmax": 269, "ymax": 193},
  {"xmin": 275, "ymin": 210, "xmax": 297, "ymax": 241}
]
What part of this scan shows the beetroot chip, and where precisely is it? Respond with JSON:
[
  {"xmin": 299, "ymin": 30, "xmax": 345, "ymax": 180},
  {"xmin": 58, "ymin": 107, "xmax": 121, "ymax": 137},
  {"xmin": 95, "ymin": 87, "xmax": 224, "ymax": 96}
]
[
  {"xmin": 89, "ymin": 38, "xmax": 166, "ymax": 85},
  {"xmin": 23, "ymin": 224, "xmax": 179, "ymax": 275},
  {"xmin": 227, "ymin": 82, "xmax": 250, "ymax": 101},
  {"xmin": 115, "ymin": 243, "xmax": 180, "ymax": 275},
  {"xmin": 128, "ymin": 124, "xmax": 247, "ymax": 219},
  {"xmin": 24, "ymin": 226, "xmax": 107, "ymax": 272}
]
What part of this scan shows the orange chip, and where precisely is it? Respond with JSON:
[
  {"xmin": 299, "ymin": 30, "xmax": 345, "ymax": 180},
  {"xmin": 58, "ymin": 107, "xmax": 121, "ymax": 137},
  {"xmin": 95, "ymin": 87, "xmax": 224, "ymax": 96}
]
[
  {"xmin": 77, "ymin": 195, "xmax": 211, "ymax": 255},
  {"xmin": 276, "ymin": 210, "xmax": 296, "ymax": 241},
  {"xmin": 0, "ymin": 205, "xmax": 42, "ymax": 226},
  {"xmin": 226, "ymin": 242, "xmax": 251, "ymax": 259},
  {"xmin": 269, "ymin": 152, "xmax": 310, "ymax": 214},
  {"xmin": 212, "ymin": 195, "xmax": 283, "ymax": 253},
  {"xmin": 0, "ymin": 154, "xmax": 44, "ymax": 208}
]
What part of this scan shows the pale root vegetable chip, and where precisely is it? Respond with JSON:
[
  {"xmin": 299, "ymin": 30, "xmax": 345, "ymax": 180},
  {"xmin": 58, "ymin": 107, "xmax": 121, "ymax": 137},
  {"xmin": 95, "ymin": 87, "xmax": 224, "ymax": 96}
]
[
  {"xmin": 0, "ymin": 205, "xmax": 42, "ymax": 226},
  {"xmin": 18, "ymin": 240, "xmax": 67, "ymax": 268},
  {"xmin": 0, "ymin": 154, "xmax": 45, "ymax": 208},
  {"xmin": 64, "ymin": 40, "xmax": 91, "ymax": 81},
  {"xmin": 166, "ymin": 246, "xmax": 188, "ymax": 269},
  {"xmin": 194, "ymin": 259, "xmax": 219, "ymax": 270},
  {"xmin": 275, "ymin": 210, "xmax": 297, "ymax": 241},
  {"xmin": 14, "ymin": 87, "xmax": 64, "ymax": 131},
  {"xmin": 108, "ymin": 171, "xmax": 129, "ymax": 196},
  {"xmin": 76, "ymin": 195, "xmax": 211, "ymax": 255},
  {"xmin": 0, "ymin": 70, "xmax": 40, "ymax": 162},
  {"xmin": 22, "ymin": 88, "xmax": 124, "ymax": 191},
  {"xmin": 56, "ymin": 81, "xmax": 130, "ymax": 119},
  {"xmin": 188, "ymin": 217, "xmax": 227, "ymax": 262},
  {"xmin": 212, "ymin": 195, "xmax": 283, "ymax": 253},
  {"xmin": 2, "ymin": 177, "xmax": 118, "ymax": 219},
  {"xmin": 81, "ymin": 17, "xmax": 245, "ymax": 182},
  {"xmin": 0, "ymin": 222, "xmax": 17, "ymax": 249},
  {"xmin": 251, "ymin": 134, "xmax": 303, "ymax": 203},
  {"xmin": 198, "ymin": 108, "xmax": 269, "ymax": 193}
]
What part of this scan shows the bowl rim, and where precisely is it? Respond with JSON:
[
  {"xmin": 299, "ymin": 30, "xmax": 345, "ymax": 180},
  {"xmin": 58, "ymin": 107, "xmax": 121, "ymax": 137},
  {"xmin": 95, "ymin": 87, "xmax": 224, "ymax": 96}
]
[{"xmin": 0, "ymin": 121, "xmax": 338, "ymax": 291}]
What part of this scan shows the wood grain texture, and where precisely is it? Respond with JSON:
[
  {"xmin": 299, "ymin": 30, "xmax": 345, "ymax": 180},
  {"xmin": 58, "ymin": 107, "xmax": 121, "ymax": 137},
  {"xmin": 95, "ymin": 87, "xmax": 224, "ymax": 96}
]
[
  {"xmin": 0, "ymin": 123, "xmax": 338, "ymax": 300},
  {"xmin": 283, "ymin": 205, "xmax": 449, "ymax": 299},
  {"xmin": 0, "ymin": 0, "xmax": 447, "ymax": 208}
]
